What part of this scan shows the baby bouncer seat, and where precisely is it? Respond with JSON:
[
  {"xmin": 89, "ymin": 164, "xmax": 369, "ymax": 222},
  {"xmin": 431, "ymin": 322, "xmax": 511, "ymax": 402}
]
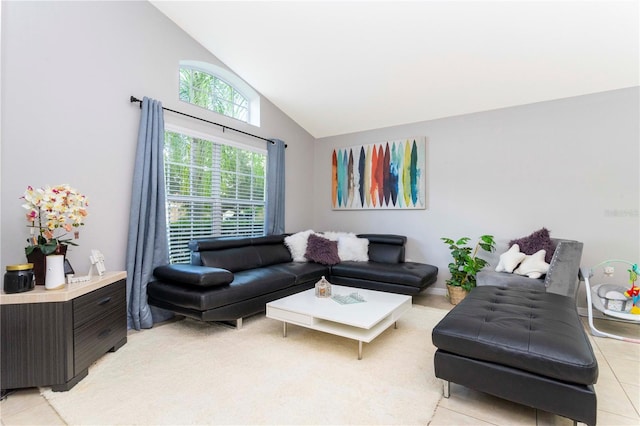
[{"xmin": 581, "ymin": 260, "xmax": 640, "ymax": 343}]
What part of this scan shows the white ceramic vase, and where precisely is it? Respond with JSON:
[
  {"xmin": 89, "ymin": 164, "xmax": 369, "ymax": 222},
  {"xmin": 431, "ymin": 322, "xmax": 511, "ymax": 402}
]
[{"xmin": 45, "ymin": 255, "xmax": 66, "ymax": 290}]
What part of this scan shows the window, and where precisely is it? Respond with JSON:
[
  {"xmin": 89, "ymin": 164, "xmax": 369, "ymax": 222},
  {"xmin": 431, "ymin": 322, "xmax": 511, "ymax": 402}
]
[
  {"xmin": 164, "ymin": 129, "xmax": 266, "ymax": 264},
  {"xmin": 178, "ymin": 61, "xmax": 260, "ymax": 126}
]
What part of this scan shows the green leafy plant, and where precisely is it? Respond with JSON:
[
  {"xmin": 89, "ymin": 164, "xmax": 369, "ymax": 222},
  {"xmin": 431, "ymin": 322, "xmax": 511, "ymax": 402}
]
[{"xmin": 441, "ymin": 235, "xmax": 496, "ymax": 292}]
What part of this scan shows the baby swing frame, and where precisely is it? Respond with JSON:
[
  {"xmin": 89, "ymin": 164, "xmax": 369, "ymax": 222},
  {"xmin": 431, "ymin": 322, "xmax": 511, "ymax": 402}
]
[{"xmin": 580, "ymin": 260, "xmax": 640, "ymax": 344}]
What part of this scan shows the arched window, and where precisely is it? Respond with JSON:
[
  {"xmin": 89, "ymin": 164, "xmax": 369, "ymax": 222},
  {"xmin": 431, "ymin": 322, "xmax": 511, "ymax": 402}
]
[{"xmin": 179, "ymin": 60, "xmax": 260, "ymax": 126}]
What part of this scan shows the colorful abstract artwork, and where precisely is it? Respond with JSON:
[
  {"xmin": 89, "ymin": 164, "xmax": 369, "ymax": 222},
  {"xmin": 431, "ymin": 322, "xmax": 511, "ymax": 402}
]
[{"xmin": 331, "ymin": 137, "xmax": 426, "ymax": 210}]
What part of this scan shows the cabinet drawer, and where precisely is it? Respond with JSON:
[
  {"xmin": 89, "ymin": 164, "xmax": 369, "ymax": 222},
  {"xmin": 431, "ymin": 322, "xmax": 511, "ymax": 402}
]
[
  {"xmin": 74, "ymin": 305, "xmax": 126, "ymax": 374},
  {"xmin": 74, "ymin": 280, "xmax": 125, "ymax": 328}
]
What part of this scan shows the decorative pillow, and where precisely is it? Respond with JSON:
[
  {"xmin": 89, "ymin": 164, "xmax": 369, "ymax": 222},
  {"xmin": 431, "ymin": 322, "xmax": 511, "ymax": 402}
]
[
  {"xmin": 337, "ymin": 235, "xmax": 369, "ymax": 262},
  {"xmin": 495, "ymin": 244, "xmax": 526, "ymax": 273},
  {"xmin": 509, "ymin": 228, "xmax": 556, "ymax": 263},
  {"xmin": 284, "ymin": 230, "xmax": 315, "ymax": 262},
  {"xmin": 305, "ymin": 234, "xmax": 340, "ymax": 265},
  {"xmin": 321, "ymin": 231, "xmax": 356, "ymax": 241},
  {"xmin": 514, "ymin": 250, "xmax": 550, "ymax": 279}
]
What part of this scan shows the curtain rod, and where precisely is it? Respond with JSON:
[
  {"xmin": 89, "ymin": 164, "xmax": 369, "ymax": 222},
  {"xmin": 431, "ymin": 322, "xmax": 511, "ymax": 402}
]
[{"xmin": 130, "ymin": 96, "xmax": 285, "ymax": 147}]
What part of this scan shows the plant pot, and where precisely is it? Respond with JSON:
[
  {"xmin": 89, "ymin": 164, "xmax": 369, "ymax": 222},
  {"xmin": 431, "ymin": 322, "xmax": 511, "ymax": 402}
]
[
  {"xmin": 26, "ymin": 245, "xmax": 67, "ymax": 285},
  {"xmin": 447, "ymin": 284, "xmax": 468, "ymax": 305}
]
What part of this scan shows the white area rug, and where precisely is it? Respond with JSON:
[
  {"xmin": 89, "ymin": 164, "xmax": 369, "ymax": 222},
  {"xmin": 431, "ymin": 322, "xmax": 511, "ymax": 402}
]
[{"xmin": 43, "ymin": 305, "xmax": 447, "ymax": 425}]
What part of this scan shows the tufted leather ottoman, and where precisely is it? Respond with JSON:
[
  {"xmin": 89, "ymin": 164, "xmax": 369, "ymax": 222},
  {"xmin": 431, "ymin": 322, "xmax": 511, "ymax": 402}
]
[{"xmin": 432, "ymin": 286, "xmax": 598, "ymax": 426}]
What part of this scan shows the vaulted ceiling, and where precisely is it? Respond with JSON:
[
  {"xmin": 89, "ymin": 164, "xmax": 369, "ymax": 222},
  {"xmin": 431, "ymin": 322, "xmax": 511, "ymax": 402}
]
[{"xmin": 151, "ymin": 1, "xmax": 639, "ymax": 138}]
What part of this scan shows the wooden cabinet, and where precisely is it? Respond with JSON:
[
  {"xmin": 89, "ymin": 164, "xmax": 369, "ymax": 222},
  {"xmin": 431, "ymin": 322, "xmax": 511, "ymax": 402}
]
[{"xmin": 1, "ymin": 272, "xmax": 126, "ymax": 392}]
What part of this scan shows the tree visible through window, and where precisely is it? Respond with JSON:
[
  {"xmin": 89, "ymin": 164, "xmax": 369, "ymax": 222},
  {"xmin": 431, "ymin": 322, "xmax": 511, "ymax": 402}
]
[
  {"xmin": 180, "ymin": 66, "xmax": 250, "ymax": 123},
  {"xmin": 164, "ymin": 130, "xmax": 266, "ymax": 263}
]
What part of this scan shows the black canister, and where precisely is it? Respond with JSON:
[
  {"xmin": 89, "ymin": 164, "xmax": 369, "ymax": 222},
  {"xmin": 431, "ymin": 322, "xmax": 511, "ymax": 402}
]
[{"xmin": 4, "ymin": 263, "xmax": 35, "ymax": 294}]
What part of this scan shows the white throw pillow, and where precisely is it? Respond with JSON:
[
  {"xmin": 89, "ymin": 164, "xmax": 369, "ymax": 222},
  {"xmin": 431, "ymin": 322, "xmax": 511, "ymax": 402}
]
[
  {"xmin": 514, "ymin": 250, "xmax": 550, "ymax": 279},
  {"xmin": 322, "ymin": 231, "xmax": 356, "ymax": 241},
  {"xmin": 337, "ymin": 236, "xmax": 369, "ymax": 262},
  {"xmin": 284, "ymin": 230, "xmax": 315, "ymax": 262},
  {"xmin": 495, "ymin": 244, "xmax": 526, "ymax": 273}
]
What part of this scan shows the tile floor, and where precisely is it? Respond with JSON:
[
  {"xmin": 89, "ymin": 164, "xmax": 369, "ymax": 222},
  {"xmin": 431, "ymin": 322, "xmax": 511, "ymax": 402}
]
[{"xmin": 1, "ymin": 293, "xmax": 638, "ymax": 425}]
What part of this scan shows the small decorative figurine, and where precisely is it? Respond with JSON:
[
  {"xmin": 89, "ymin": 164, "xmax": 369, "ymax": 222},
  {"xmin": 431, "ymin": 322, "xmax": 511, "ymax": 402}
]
[{"xmin": 315, "ymin": 276, "xmax": 332, "ymax": 298}]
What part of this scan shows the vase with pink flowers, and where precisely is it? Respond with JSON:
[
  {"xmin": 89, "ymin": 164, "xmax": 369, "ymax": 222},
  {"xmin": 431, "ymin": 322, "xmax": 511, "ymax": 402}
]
[{"xmin": 22, "ymin": 184, "xmax": 89, "ymax": 285}]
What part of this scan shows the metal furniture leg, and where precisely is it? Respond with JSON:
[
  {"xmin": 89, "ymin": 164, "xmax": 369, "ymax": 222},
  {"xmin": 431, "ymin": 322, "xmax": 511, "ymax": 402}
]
[{"xmin": 443, "ymin": 380, "xmax": 450, "ymax": 398}]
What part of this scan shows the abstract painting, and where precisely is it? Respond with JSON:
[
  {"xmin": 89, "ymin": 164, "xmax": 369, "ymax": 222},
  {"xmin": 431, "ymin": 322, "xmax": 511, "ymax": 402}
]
[{"xmin": 331, "ymin": 137, "xmax": 426, "ymax": 210}]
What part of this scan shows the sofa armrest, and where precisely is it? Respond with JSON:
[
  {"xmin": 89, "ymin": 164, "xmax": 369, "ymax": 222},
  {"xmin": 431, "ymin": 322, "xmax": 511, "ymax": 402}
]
[
  {"xmin": 544, "ymin": 239, "xmax": 584, "ymax": 298},
  {"xmin": 357, "ymin": 234, "xmax": 407, "ymax": 263},
  {"xmin": 476, "ymin": 270, "xmax": 547, "ymax": 291},
  {"xmin": 153, "ymin": 264, "xmax": 234, "ymax": 288}
]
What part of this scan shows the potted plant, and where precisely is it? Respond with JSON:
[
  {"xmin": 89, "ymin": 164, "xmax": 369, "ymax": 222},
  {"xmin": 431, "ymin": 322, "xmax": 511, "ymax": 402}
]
[
  {"xmin": 441, "ymin": 235, "xmax": 495, "ymax": 304},
  {"xmin": 22, "ymin": 184, "xmax": 89, "ymax": 284}
]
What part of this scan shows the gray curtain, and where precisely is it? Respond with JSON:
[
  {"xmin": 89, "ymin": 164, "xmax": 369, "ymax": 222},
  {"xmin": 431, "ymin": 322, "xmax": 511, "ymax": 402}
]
[
  {"xmin": 125, "ymin": 97, "xmax": 172, "ymax": 330},
  {"xmin": 265, "ymin": 139, "xmax": 286, "ymax": 235}
]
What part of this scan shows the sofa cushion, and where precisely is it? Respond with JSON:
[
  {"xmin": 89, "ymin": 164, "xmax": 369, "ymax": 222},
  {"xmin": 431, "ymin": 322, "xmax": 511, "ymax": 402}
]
[
  {"xmin": 514, "ymin": 250, "xmax": 550, "ymax": 279},
  {"xmin": 337, "ymin": 235, "xmax": 369, "ymax": 261},
  {"xmin": 254, "ymin": 243, "xmax": 293, "ymax": 266},
  {"xmin": 509, "ymin": 228, "xmax": 556, "ymax": 263},
  {"xmin": 270, "ymin": 262, "xmax": 330, "ymax": 285},
  {"xmin": 148, "ymin": 268, "xmax": 295, "ymax": 311},
  {"xmin": 284, "ymin": 230, "xmax": 315, "ymax": 262},
  {"xmin": 153, "ymin": 264, "xmax": 233, "ymax": 287},
  {"xmin": 199, "ymin": 246, "xmax": 262, "ymax": 272},
  {"xmin": 321, "ymin": 231, "xmax": 356, "ymax": 241},
  {"xmin": 331, "ymin": 261, "xmax": 438, "ymax": 289},
  {"xmin": 305, "ymin": 233, "xmax": 340, "ymax": 265},
  {"xmin": 359, "ymin": 234, "xmax": 406, "ymax": 263},
  {"xmin": 477, "ymin": 270, "xmax": 546, "ymax": 290},
  {"xmin": 495, "ymin": 244, "xmax": 526, "ymax": 273},
  {"xmin": 432, "ymin": 286, "xmax": 598, "ymax": 385}
]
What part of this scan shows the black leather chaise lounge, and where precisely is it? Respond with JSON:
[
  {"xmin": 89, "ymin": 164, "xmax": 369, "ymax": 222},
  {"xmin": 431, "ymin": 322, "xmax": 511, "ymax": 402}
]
[{"xmin": 432, "ymin": 286, "xmax": 598, "ymax": 426}]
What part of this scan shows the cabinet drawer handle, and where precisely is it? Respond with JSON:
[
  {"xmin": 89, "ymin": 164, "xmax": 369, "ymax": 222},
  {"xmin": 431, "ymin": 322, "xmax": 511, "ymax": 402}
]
[
  {"xmin": 98, "ymin": 328, "xmax": 112, "ymax": 339},
  {"xmin": 97, "ymin": 297, "xmax": 112, "ymax": 306}
]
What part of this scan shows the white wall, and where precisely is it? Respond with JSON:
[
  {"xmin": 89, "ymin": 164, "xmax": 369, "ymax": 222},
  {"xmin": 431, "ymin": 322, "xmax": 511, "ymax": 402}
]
[
  {"xmin": 0, "ymin": 1, "xmax": 315, "ymax": 273},
  {"xmin": 3, "ymin": 2, "xmax": 637, "ymax": 299},
  {"xmin": 314, "ymin": 88, "xmax": 640, "ymax": 293}
]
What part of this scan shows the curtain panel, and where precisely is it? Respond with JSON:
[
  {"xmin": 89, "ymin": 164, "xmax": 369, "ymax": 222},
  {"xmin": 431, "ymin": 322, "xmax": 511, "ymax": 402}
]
[
  {"xmin": 266, "ymin": 138, "xmax": 286, "ymax": 235},
  {"xmin": 125, "ymin": 97, "xmax": 172, "ymax": 330}
]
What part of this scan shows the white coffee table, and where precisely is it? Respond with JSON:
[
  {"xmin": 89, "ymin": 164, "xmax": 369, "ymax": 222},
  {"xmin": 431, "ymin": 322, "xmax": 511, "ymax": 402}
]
[{"xmin": 266, "ymin": 285, "xmax": 412, "ymax": 359}]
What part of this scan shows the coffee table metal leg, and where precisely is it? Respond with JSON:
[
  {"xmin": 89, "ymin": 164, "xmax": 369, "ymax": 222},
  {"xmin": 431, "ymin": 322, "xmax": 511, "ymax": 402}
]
[
  {"xmin": 358, "ymin": 341, "xmax": 363, "ymax": 360},
  {"xmin": 283, "ymin": 322, "xmax": 287, "ymax": 337}
]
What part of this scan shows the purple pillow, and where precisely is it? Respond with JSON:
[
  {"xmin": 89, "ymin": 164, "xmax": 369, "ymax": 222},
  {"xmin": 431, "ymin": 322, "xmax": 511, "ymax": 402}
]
[
  {"xmin": 509, "ymin": 228, "xmax": 556, "ymax": 263},
  {"xmin": 305, "ymin": 234, "xmax": 340, "ymax": 265}
]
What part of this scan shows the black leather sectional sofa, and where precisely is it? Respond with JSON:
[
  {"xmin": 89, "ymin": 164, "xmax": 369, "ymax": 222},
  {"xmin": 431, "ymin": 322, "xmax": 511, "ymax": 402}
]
[{"xmin": 147, "ymin": 233, "xmax": 438, "ymax": 325}]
